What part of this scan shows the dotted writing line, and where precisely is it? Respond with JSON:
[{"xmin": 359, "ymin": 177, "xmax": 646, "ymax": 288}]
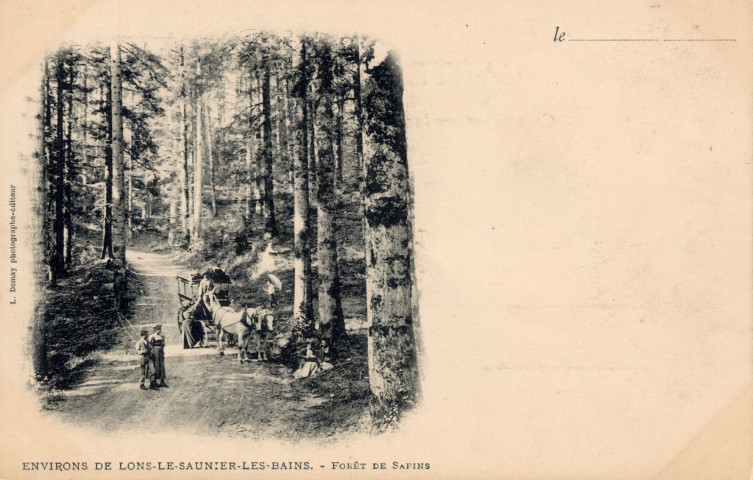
[
  {"xmin": 663, "ymin": 39, "xmax": 736, "ymax": 42},
  {"xmin": 569, "ymin": 39, "xmax": 659, "ymax": 42},
  {"xmin": 568, "ymin": 38, "xmax": 736, "ymax": 42}
]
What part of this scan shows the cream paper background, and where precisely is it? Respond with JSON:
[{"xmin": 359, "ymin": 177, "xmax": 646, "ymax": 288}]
[{"xmin": 1, "ymin": 0, "xmax": 752, "ymax": 478}]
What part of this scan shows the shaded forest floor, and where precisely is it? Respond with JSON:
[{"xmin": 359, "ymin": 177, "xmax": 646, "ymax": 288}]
[{"xmin": 40, "ymin": 246, "xmax": 371, "ymax": 440}]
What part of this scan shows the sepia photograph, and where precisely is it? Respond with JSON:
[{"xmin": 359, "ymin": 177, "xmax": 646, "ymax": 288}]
[{"xmin": 27, "ymin": 31, "xmax": 420, "ymax": 440}]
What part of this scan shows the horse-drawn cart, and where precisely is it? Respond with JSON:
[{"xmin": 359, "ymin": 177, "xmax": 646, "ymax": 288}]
[{"xmin": 176, "ymin": 268, "xmax": 237, "ymax": 349}]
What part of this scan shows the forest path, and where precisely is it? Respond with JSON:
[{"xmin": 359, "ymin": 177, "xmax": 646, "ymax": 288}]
[{"xmin": 48, "ymin": 250, "xmax": 329, "ymax": 439}]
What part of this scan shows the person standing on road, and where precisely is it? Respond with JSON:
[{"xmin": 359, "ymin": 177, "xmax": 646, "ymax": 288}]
[
  {"xmin": 149, "ymin": 324, "xmax": 168, "ymax": 388},
  {"xmin": 135, "ymin": 329, "xmax": 154, "ymax": 390},
  {"xmin": 265, "ymin": 279, "xmax": 278, "ymax": 309}
]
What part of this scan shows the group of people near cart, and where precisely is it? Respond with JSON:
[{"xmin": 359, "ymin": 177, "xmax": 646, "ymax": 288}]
[{"xmin": 133, "ymin": 266, "xmax": 283, "ymax": 388}]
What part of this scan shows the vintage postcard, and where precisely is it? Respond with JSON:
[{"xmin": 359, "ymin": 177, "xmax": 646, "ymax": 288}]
[{"xmin": 1, "ymin": 0, "xmax": 751, "ymax": 479}]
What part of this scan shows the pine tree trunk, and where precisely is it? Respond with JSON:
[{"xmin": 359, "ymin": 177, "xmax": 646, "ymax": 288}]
[
  {"xmin": 189, "ymin": 149, "xmax": 195, "ymax": 220},
  {"xmin": 127, "ymin": 126, "xmax": 133, "ymax": 240},
  {"xmin": 180, "ymin": 47, "xmax": 190, "ymax": 245},
  {"xmin": 101, "ymin": 81, "xmax": 114, "ymax": 259},
  {"xmin": 315, "ymin": 42, "xmax": 345, "ymax": 359},
  {"xmin": 407, "ymin": 151, "xmax": 424, "ymax": 365},
  {"xmin": 208, "ymin": 104, "xmax": 217, "ymax": 217},
  {"xmin": 81, "ymin": 67, "xmax": 89, "ymax": 188},
  {"xmin": 218, "ymin": 96, "xmax": 225, "ymax": 208},
  {"xmin": 168, "ymin": 197, "xmax": 177, "ymax": 245},
  {"xmin": 192, "ymin": 57, "xmax": 204, "ymax": 247},
  {"xmin": 261, "ymin": 67, "xmax": 278, "ymax": 238},
  {"xmin": 64, "ymin": 58, "xmax": 74, "ymax": 266},
  {"xmin": 272, "ymin": 69, "xmax": 283, "ymax": 182},
  {"xmin": 252, "ymin": 73, "xmax": 263, "ymax": 217},
  {"xmin": 334, "ymin": 95, "xmax": 345, "ymax": 192},
  {"xmin": 245, "ymin": 72, "xmax": 257, "ymax": 227},
  {"xmin": 44, "ymin": 60, "xmax": 55, "ymax": 283},
  {"xmin": 53, "ymin": 55, "xmax": 65, "ymax": 275},
  {"xmin": 363, "ymin": 51, "xmax": 420, "ymax": 431},
  {"xmin": 111, "ymin": 41, "xmax": 127, "ymax": 306},
  {"xmin": 293, "ymin": 39, "xmax": 314, "ymax": 327},
  {"xmin": 355, "ymin": 37, "xmax": 368, "ymax": 268},
  {"xmin": 245, "ymin": 73, "xmax": 261, "ymax": 229},
  {"xmin": 308, "ymin": 84, "xmax": 317, "ymax": 210},
  {"xmin": 309, "ymin": 99, "xmax": 320, "ymax": 270},
  {"xmin": 32, "ymin": 60, "xmax": 49, "ymax": 381},
  {"xmin": 354, "ymin": 36, "xmax": 365, "ymax": 170},
  {"xmin": 283, "ymin": 67, "xmax": 295, "ymax": 195}
]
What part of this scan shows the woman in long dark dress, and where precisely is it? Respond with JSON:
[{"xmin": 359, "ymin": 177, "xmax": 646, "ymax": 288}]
[{"xmin": 149, "ymin": 324, "xmax": 168, "ymax": 388}]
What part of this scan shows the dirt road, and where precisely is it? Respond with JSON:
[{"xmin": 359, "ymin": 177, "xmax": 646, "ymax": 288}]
[{"xmin": 49, "ymin": 251, "xmax": 346, "ymax": 439}]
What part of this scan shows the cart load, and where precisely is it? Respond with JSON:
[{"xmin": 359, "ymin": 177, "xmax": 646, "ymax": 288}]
[{"xmin": 188, "ymin": 267, "xmax": 232, "ymax": 285}]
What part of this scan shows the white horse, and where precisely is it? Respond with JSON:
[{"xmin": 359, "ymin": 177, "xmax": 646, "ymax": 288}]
[
  {"xmin": 203, "ymin": 290, "xmax": 273, "ymax": 363},
  {"xmin": 249, "ymin": 307, "xmax": 275, "ymax": 361}
]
